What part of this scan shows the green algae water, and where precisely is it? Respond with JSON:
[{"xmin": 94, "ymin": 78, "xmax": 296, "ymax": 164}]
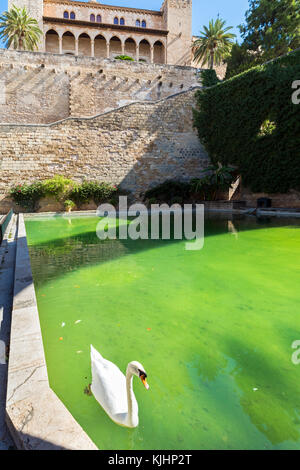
[{"xmin": 25, "ymin": 215, "xmax": 300, "ymax": 450}]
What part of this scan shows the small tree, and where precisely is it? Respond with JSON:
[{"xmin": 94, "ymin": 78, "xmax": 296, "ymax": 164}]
[
  {"xmin": 239, "ymin": 0, "xmax": 300, "ymax": 59},
  {"xmin": 0, "ymin": 5, "xmax": 42, "ymax": 51},
  {"xmin": 192, "ymin": 18, "xmax": 236, "ymax": 69}
]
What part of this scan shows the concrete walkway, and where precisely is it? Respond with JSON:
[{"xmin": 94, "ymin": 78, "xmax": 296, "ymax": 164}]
[{"xmin": 0, "ymin": 214, "xmax": 17, "ymax": 450}]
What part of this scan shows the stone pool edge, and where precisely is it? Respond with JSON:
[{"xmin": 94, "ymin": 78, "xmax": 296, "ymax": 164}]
[
  {"xmin": 5, "ymin": 214, "xmax": 98, "ymax": 450},
  {"xmin": 22, "ymin": 208, "xmax": 300, "ymax": 219}
]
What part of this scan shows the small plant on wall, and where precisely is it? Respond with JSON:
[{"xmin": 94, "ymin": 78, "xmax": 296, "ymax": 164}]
[{"xmin": 114, "ymin": 55, "xmax": 134, "ymax": 61}]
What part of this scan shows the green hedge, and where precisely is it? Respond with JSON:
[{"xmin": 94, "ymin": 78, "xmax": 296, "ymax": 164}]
[
  {"xmin": 193, "ymin": 49, "xmax": 300, "ymax": 193},
  {"xmin": 200, "ymin": 69, "xmax": 220, "ymax": 87},
  {"xmin": 10, "ymin": 176, "xmax": 118, "ymax": 211}
]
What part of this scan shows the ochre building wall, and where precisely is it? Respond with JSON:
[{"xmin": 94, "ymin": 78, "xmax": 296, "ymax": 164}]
[
  {"xmin": 8, "ymin": 0, "xmax": 193, "ymax": 66},
  {"xmin": 0, "ymin": 88, "xmax": 210, "ymax": 211}
]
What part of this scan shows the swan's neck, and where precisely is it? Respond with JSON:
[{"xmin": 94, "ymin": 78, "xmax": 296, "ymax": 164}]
[{"xmin": 126, "ymin": 368, "xmax": 135, "ymax": 427}]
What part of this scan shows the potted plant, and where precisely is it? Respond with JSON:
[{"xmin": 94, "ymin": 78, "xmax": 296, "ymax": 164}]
[{"xmin": 64, "ymin": 199, "xmax": 75, "ymax": 213}]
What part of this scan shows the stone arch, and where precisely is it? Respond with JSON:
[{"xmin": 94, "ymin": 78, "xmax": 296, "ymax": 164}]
[
  {"xmin": 153, "ymin": 40, "xmax": 165, "ymax": 64},
  {"xmin": 45, "ymin": 29, "xmax": 59, "ymax": 53},
  {"xmin": 124, "ymin": 37, "xmax": 136, "ymax": 59},
  {"xmin": 139, "ymin": 39, "xmax": 151, "ymax": 63},
  {"xmin": 78, "ymin": 33, "xmax": 91, "ymax": 57},
  {"xmin": 94, "ymin": 34, "xmax": 107, "ymax": 58},
  {"xmin": 62, "ymin": 31, "xmax": 75, "ymax": 54},
  {"xmin": 109, "ymin": 35, "xmax": 122, "ymax": 58}
]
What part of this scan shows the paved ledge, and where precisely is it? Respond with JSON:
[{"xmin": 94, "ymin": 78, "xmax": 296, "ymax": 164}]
[
  {"xmin": 0, "ymin": 213, "xmax": 17, "ymax": 450},
  {"xmin": 6, "ymin": 214, "xmax": 98, "ymax": 450}
]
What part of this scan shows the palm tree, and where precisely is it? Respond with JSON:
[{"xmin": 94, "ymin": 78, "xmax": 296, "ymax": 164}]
[
  {"xmin": 0, "ymin": 5, "xmax": 42, "ymax": 51},
  {"xmin": 193, "ymin": 18, "xmax": 236, "ymax": 69}
]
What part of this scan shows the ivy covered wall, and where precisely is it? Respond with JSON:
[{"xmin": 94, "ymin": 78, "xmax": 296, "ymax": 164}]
[{"xmin": 193, "ymin": 50, "xmax": 300, "ymax": 194}]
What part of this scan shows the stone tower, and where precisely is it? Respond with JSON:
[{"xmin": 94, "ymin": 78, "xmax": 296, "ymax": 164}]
[
  {"xmin": 162, "ymin": 0, "xmax": 193, "ymax": 66},
  {"xmin": 8, "ymin": 0, "xmax": 43, "ymax": 23}
]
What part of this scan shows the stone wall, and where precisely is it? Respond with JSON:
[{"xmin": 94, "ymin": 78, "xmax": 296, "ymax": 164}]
[
  {"xmin": 233, "ymin": 187, "xmax": 300, "ymax": 208},
  {"xmin": 0, "ymin": 49, "xmax": 200, "ymax": 124},
  {"xmin": 0, "ymin": 88, "xmax": 210, "ymax": 212}
]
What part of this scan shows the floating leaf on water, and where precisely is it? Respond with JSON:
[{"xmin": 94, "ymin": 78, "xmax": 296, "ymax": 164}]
[{"xmin": 75, "ymin": 320, "xmax": 82, "ymax": 324}]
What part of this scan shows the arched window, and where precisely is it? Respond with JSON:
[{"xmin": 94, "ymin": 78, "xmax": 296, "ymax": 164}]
[
  {"xmin": 142, "ymin": 20, "xmax": 146, "ymax": 28},
  {"xmin": 90, "ymin": 14, "xmax": 95, "ymax": 22},
  {"xmin": 70, "ymin": 12, "xmax": 76, "ymax": 20},
  {"xmin": 136, "ymin": 19, "xmax": 140, "ymax": 27},
  {"xmin": 114, "ymin": 17, "xmax": 119, "ymax": 25},
  {"xmin": 63, "ymin": 11, "xmax": 69, "ymax": 19},
  {"xmin": 96, "ymin": 15, "xmax": 101, "ymax": 23},
  {"xmin": 120, "ymin": 18, "xmax": 125, "ymax": 25}
]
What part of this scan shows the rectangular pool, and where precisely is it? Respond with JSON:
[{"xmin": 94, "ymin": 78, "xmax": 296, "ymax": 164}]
[{"xmin": 25, "ymin": 214, "xmax": 300, "ymax": 450}]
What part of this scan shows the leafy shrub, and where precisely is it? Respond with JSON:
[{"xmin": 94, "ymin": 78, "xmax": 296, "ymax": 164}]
[
  {"xmin": 224, "ymin": 43, "xmax": 264, "ymax": 79},
  {"xmin": 144, "ymin": 181, "xmax": 191, "ymax": 205},
  {"xmin": 200, "ymin": 69, "xmax": 220, "ymax": 87},
  {"xmin": 10, "ymin": 182, "xmax": 45, "ymax": 211},
  {"xmin": 43, "ymin": 175, "xmax": 74, "ymax": 201},
  {"xmin": 147, "ymin": 197, "xmax": 158, "ymax": 206},
  {"xmin": 10, "ymin": 177, "xmax": 118, "ymax": 211},
  {"xmin": 193, "ymin": 49, "xmax": 300, "ymax": 193},
  {"xmin": 190, "ymin": 165, "xmax": 235, "ymax": 201},
  {"xmin": 114, "ymin": 55, "xmax": 134, "ymax": 61},
  {"xmin": 69, "ymin": 181, "xmax": 117, "ymax": 207}
]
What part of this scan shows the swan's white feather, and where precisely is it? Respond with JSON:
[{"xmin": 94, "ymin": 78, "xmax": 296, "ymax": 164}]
[{"xmin": 91, "ymin": 345, "xmax": 132, "ymax": 417}]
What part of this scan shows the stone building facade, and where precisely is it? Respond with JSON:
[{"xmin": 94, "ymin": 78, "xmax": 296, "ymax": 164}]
[{"xmin": 8, "ymin": 0, "xmax": 193, "ymax": 66}]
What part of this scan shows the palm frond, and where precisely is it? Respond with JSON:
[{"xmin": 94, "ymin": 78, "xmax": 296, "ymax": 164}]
[
  {"xmin": 192, "ymin": 17, "xmax": 236, "ymax": 68},
  {"xmin": 0, "ymin": 5, "xmax": 42, "ymax": 51}
]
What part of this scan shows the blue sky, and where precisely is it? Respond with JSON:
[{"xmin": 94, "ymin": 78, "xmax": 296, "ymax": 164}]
[{"xmin": 0, "ymin": 0, "xmax": 250, "ymax": 46}]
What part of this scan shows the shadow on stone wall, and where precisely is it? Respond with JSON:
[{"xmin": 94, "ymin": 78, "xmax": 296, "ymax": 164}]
[{"xmin": 0, "ymin": 88, "xmax": 210, "ymax": 212}]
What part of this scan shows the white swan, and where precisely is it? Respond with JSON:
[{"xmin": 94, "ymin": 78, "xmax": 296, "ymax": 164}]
[{"xmin": 90, "ymin": 345, "xmax": 149, "ymax": 428}]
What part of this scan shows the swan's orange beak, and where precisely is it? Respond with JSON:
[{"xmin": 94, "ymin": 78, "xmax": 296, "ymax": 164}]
[{"xmin": 140, "ymin": 374, "xmax": 149, "ymax": 390}]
